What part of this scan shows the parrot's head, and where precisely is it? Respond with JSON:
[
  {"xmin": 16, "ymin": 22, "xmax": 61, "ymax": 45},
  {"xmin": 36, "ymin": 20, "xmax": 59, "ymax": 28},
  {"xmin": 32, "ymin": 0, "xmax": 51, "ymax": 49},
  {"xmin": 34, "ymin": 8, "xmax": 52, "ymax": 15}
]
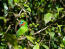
[
  {"xmin": 19, "ymin": 21, "xmax": 25, "ymax": 26},
  {"xmin": 19, "ymin": 19, "xmax": 27, "ymax": 26},
  {"xmin": 16, "ymin": 19, "xmax": 28, "ymax": 31}
]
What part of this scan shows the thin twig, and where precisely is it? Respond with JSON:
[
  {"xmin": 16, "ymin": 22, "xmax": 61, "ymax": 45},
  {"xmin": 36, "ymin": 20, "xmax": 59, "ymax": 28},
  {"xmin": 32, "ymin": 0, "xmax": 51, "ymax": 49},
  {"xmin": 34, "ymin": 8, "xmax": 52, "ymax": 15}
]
[
  {"xmin": 17, "ymin": 36, "xmax": 26, "ymax": 40},
  {"xmin": 34, "ymin": 26, "xmax": 49, "ymax": 35},
  {"xmin": 13, "ymin": 7, "xmax": 26, "ymax": 18},
  {"xmin": 28, "ymin": 41, "xmax": 34, "ymax": 47},
  {"xmin": 18, "ymin": 8, "xmax": 26, "ymax": 16},
  {"xmin": 5, "ymin": 25, "xmax": 11, "ymax": 33},
  {"xmin": 39, "ymin": 38, "xmax": 44, "ymax": 45},
  {"xmin": 7, "ymin": 42, "xmax": 12, "ymax": 49}
]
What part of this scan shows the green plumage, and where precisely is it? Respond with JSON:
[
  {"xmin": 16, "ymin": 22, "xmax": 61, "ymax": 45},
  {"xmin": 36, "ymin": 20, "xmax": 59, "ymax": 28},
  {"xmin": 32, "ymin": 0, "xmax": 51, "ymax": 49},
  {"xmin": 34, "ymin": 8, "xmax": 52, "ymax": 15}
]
[{"xmin": 16, "ymin": 19, "xmax": 28, "ymax": 37}]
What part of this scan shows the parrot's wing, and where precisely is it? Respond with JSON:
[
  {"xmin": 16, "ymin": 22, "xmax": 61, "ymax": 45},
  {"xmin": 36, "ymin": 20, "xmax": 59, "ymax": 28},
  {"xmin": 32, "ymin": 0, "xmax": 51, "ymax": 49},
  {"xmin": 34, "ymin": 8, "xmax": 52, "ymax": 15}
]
[{"xmin": 16, "ymin": 26, "xmax": 28, "ymax": 37}]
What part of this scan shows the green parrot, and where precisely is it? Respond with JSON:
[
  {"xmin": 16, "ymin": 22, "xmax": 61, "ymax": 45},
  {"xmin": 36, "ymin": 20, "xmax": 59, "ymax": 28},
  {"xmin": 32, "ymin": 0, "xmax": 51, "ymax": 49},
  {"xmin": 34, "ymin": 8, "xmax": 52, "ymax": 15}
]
[{"xmin": 16, "ymin": 19, "xmax": 28, "ymax": 37}]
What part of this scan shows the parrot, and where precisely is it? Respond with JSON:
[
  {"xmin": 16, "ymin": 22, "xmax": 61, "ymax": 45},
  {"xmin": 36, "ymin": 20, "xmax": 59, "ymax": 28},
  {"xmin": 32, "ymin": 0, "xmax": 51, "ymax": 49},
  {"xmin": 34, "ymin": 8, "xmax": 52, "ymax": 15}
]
[{"xmin": 16, "ymin": 19, "xmax": 28, "ymax": 37}]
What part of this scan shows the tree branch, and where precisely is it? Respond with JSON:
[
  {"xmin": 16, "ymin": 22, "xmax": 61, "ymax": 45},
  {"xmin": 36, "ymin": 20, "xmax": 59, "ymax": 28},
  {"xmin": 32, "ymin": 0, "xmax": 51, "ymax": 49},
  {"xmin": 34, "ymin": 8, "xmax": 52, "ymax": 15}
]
[
  {"xmin": 34, "ymin": 26, "xmax": 49, "ymax": 35},
  {"xmin": 5, "ymin": 25, "xmax": 11, "ymax": 33}
]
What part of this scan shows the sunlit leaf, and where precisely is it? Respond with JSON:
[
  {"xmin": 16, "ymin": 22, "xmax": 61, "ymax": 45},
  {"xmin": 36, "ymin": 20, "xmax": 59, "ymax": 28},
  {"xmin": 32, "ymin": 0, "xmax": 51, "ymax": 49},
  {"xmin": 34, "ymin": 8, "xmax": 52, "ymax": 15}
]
[
  {"xmin": 3, "ymin": 3, "xmax": 8, "ymax": 16},
  {"xmin": 26, "ymin": 8, "xmax": 31, "ymax": 12},
  {"xmin": 33, "ymin": 42, "xmax": 39, "ymax": 49},
  {"xmin": 0, "ymin": 17, "xmax": 5, "ymax": 19},
  {"xmin": 63, "ymin": 36, "xmax": 65, "ymax": 45},
  {"xmin": 58, "ymin": 25, "xmax": 62, "ymax": 32},
  {"xmin": 52, "ymin": 27, "xmax": 55, "ymax": 31},
  {"xmin": 24, "ymin": 4, "xmax": 29, "ymax": 7},
  {"xmin": 42, "ymin": 44, "xmax": 49, "ymax": 49},
  {"xmin": 44, "ymin": 13, "xmax": 53, "ymax": 24},
  {"xmin": 14, "ymin": 0, "xmax": 19, "ymax": 3},
  {"xmin": 18, "ymin": 45, "xmax": 23, "ymax": 49},
  {"xmin": 21, "ymin": 13, "xmax": 25, "ymax": 17},
  {"xmin": 26, "ymin": 36, "xmax": 35, "ymax": 43},
  {"xmin": 49, "ymin": 32, "xmax": 55, "ymax": 39},
  {"xmin": 60, "ymin": 44, "xmax": 64, "ymax": 48},
  {"xmin": 57, "ymin": 8, "xmax": 64, "ymax": 12},
  {"xmin": 0, "ymin": 17, "xmax": 7, "ymax": 23},
  {"xmin": 54, "ymin": 13, "xmax": 58, "ymax": 18}
]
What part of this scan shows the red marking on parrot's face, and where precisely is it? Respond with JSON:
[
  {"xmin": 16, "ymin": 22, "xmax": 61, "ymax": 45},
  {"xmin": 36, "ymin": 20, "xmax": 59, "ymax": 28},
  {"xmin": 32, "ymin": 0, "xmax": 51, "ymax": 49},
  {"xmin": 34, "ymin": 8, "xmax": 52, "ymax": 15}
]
[{"xmin": 21, "ymin": 22, "xmax": 26, "ymax": 26}]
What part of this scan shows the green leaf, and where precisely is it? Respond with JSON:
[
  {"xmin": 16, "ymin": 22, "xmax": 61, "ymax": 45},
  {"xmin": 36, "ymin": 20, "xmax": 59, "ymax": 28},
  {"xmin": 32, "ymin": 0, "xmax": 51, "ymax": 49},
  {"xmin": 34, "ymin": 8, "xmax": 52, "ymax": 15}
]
[
  {"xmin": 52, "ymin": 27, "xmax": 55, "ymax": 31},
  {"xmin": 26, "ymin": 36, "xmax": 35, "ymax": 43},
  {"xmin": 39, "ymin": 8, "xmax": 44, "ymax": 12},
  {"xmin": 0, "ymin": 17, "xmax": 7, "ymax": 23},
  {"xmin": 3, "ymin": 3, "xmax": 8, "ymax": 16},
  {"xmin": 60, "ymin": 44, "xmax": 64, "ymax": 47},
  {"xmin": 18, "ymin": 45, "xmax": 23, "ymax": 49},
  {"xmin": 42, "ymin": 44, "xmax": 49, "ymax": 49},
  {"xmin": 63, "ymin": 36, "xmax": 65, "ymax": 45},
  {"xmin": 52, "ymin": 41, "xmax": 57, "ymax": 48},
  {"xmin": 49, "ymin": 32, "xmax": 55, "ymax": 39},
  {"xmin": 21, "ymin": 13, "xmax": 25, "ymax": 18},
  {"xmin": 24, "ymin": 4, "xmax": 29, "ymax": 7},
  {"xmin": 54, "ymin": 13, "xmax": 58, "ymax": 18},
  {"xmin": 3, "ymin": 3, "xmax": 8, "ymax": 10},
  {"xmin": 14, "ymin": 0, "xmax": 19, "ymax": 3},
  {"xmin": 57, "ymin": 8, "xmax": 64, "ymax": 12},
  {"xmin": 58, "ymin": 47, "xmax": 63, "ymax": 49},
  {"xmin": 58, "ymin": 25, "xmax": 62, "ymax": 33},
  {"xmin": 33, "ymin": 42, "xmax": 39, "ymax": 49},
  {"xmin": 44, "ymin": 13, "xmax": 53, "ymax": 24},
  {"xmin": 41, "ymin": 0, "xmax": 45, "ymax": 2},
  {"xmin": 30, "ymin": 30, "xmax": 34, "ymax": 35},
  {"xmin": 29, "ymin": 24, "xmax": 33, "ymax": 27},
  {"xmin": 8, "ymin": 0, "xmax": 14, "ymax": 8},
  {"xmin": 26, "ymin": 8, "xmax": 31, "ymax": 12},
  {"xmin": 0, "ymin": 46, "xmax": 5, "ymax": 49},
  {"xmin": 0, "ymin": 17, "xmax": 5, "ymax": 19}
]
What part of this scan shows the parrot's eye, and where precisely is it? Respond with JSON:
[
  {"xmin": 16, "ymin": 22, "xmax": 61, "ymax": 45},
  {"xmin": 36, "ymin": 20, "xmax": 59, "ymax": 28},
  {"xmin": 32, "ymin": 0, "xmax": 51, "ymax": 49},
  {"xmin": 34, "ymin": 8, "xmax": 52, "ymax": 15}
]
[{"xmin": 19, "ymin": 21, "xmax": 23, "ymax": 24}]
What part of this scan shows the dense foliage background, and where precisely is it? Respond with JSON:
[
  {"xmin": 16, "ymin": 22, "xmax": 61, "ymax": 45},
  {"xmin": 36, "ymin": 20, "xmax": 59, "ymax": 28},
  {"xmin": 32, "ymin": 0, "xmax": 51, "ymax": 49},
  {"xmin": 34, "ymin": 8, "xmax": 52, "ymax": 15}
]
[{"xmin": 0, "ymin": 0, "xmax": 65, "ymax": 49}]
